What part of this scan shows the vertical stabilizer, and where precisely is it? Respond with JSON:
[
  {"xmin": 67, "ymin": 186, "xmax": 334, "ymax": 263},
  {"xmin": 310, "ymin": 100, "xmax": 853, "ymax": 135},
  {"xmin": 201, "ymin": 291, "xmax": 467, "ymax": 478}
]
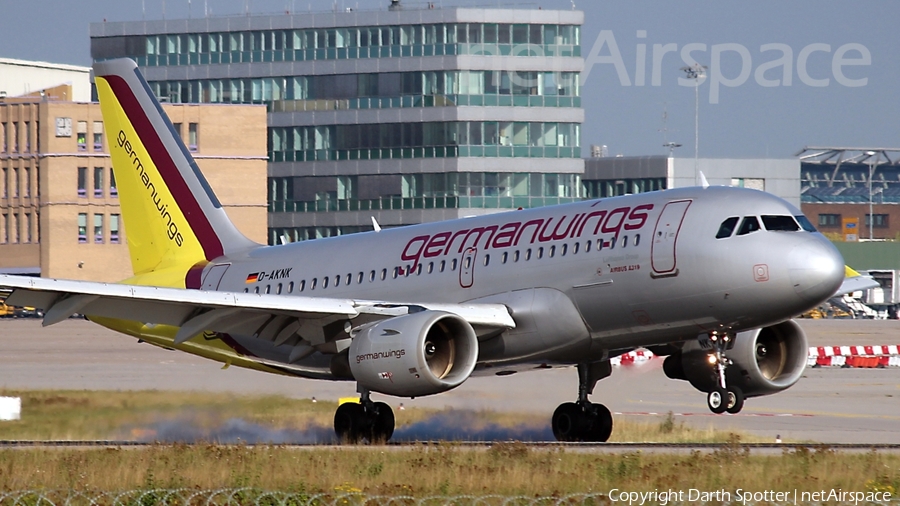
[{"xmin": 92, "ymin": 59, "xmax": 257, "ymax": 275}]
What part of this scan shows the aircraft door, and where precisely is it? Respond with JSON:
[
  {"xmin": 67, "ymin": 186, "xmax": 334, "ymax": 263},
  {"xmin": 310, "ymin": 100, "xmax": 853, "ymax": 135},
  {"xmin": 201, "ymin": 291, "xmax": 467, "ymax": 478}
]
[
  {"xmin": 201, "ymin": 263, "xmax": 231, "ymax": 290},
  {"xmin": 651, "ymin": 200, "xmax": 692, "ymax": 277},
  {"xmin": 459, "ymin": 247, "xmax": 476, "ymax": 288}
]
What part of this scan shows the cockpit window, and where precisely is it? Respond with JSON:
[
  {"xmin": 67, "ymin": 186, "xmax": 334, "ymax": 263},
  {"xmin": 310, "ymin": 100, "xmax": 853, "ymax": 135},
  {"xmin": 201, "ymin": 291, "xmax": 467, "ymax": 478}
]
[
  {"xmin": 761, "ymin": 215, "xmax": 800, "ymax": 232},
  {"xmin": 736, "ymin": 216, "xmax": 761, "ymax": 236},
  {"xmin": 795, "ymin": 215, "xmax": 817, "ymax": 232},
  {"xmin": 716, "ymin": 217, "xmax": 739, "ymax": 239}
]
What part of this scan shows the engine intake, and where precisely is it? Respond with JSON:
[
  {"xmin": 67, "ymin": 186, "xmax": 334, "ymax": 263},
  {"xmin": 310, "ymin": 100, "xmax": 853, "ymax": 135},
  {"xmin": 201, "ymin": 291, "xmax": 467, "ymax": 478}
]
[
  {"xmin": 664, "ymin": 320, "xmax": 808, "ymax": 398},
  {"xmin": 349, "ymin": 310, "xmax": 478, "ymax": 397}
]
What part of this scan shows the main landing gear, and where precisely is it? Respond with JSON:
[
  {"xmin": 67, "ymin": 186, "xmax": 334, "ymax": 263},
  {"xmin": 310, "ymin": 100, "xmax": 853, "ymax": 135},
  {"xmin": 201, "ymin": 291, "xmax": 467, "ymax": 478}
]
[
  {"xmin": 705, "ymin": 332, "xmax": 744, "ymax": 415},
  {"xmin": 333, "ymin": 388, "xmax": 395, "ymax": 443},
  {"xmin": 552, "ymin": 362, "xmax": 613, "ymax": 442}
]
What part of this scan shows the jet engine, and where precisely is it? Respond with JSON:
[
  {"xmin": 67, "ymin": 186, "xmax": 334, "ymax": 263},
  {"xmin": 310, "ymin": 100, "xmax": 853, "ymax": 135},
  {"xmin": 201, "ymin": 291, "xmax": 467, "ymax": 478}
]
[
  {"xmin": 348, "ymin": 310, "xmax": 478, "ymax": 397},
  {"xmin": 663, "ymin": 320, "xmax": 808, "ymax": 397}
]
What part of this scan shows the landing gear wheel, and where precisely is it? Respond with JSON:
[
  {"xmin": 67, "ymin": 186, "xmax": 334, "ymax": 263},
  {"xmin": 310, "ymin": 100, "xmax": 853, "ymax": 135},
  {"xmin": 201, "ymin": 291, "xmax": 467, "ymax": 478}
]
[
  {"xmin": 334, "ymin": 402, "xmax": 365, "ymax": 443},
  {"xmin": 334, "ymin": 400, "xmax": 395, "ymax": 444},
  {"xmin": 725, "ymin": 387, "xmax": 744, "ymax": 414},
  {"xmin": 369, "ymin": 401, "xmax": 395, "ymax": 442},
  {"xmin": 586, "ymin": 403, "xmax": 613, "ymax": 443},
  {"xmin": 552, "ymin": 402, "xmax": 582, "ymax": 442},
  {"xmin": 707, "ymin": 388, "xmax": 728, "ymax": 414}
]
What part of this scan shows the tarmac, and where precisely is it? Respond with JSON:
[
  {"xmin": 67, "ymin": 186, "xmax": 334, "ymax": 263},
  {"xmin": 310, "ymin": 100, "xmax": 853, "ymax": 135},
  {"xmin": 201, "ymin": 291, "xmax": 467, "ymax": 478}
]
[{"xmin": 0, "ymin": 317, "xmax": 898, "ymax": 444}]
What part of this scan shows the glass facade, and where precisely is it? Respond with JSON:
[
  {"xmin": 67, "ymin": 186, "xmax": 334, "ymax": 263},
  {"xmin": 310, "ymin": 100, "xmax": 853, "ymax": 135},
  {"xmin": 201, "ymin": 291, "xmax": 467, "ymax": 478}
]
[
  {"xmin": 268, "ymin": 122, "xmax": 580, "ymax": 162},
  {"xmin": 92, "ymin": 23, "xmax": 580, "ymax": 65},
  {"xmin": 268, "ymin": 172, "xmax": 581, "ymax": 213},
  {"xmin": 150, "ymin": 70, "xmax": 579, "ymax": 108}
]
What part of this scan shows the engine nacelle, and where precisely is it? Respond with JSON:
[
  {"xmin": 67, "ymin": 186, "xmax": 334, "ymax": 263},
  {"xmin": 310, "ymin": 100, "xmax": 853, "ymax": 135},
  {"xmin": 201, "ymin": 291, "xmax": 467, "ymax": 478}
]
[
  {"xmin": 664, "ymin": 320, "xmax": 808, "ymax": 398},
  {"xmin": 349, "ymin": 310, "xmax": 478, "ymax": 397}
]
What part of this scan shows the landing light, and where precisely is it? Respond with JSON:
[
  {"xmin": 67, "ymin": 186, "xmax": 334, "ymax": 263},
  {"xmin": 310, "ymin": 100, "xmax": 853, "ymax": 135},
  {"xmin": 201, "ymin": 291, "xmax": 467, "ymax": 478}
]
[{"xmin": 708, "ymin": 355, "xmax": 718, "ymax": 364}]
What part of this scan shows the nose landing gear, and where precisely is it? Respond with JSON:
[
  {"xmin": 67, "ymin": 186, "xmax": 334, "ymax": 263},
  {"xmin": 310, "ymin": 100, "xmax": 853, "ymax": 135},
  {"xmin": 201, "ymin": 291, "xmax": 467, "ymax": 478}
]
[
  {"xmin": 333, "ymin": 388, "xmax": 395, "ymax": 443},
  {"xmin": 551, "ymin": 362, "xmax": 613, "ymax": 442},
  {"xmin": 705, "ymin": 332, "xmax": 744, "ymax": 414}
]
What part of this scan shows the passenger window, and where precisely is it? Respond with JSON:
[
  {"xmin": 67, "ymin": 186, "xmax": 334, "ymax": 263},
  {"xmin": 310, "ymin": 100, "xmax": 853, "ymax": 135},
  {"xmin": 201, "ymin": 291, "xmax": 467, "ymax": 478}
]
[
  {"xmin": 561, "ymin": 244, "xmax": 567, "ymax": 256},
  {"xmin": 439, "ymin": 260, "xmax": 446, "ymax": 272},
  {"xmin": 416, "ymin": 264, "xmax": 422, "ymax": 275},
  {"xmin": 573, "ymin": 242, "xmax": 579, "ymax": 254},
  {"xmin": 634, "ymin": 234, "xmax": 640, "ymax": 247},
  {"xmin": 464, "ymin": 257, "xmax": 472, "ymax": 269},
  {"xmin": 311, "ymin": 278, "xmax": 317, "ymax": 290},
  {"xmin": 380, "ymin": 269, "xmax": 387, "ymax": 280},
  {"xmin": 276, "ymin": 283, "xmax": 282, "ymax": 294},
  {"xmin": 514, "ymin": 250, "xmax": 520, "ymax": 262},
  {"xmin": 243, "ymin": 288, "xmax": 248, "ymax": 293},
  {"xmin": 357, "ymin": 272, "xmax": 363, "ymax": 284},
  {"xmin": 737, "ymin": 216, "xmax": 761, "ymax": 236},
  {"xmin": 369, "ymin": 270, "xmax": 375, "ymax": 282},
  {"xmin": 299, "ymin": 280, "xmax": 306, "ymax": 292},
  {"xmin": 323, "ymin": 277, "xmax": 329, "ymax": 288},
  {"xmin": 346, "ymin": 273, "xmax": 352, "ymax": 285},
  {"xmin": 254, "ymin": 286, "xmax": 259, "ymax": 294},
  {"xmin": 393, "ymin": 267, "xmax": 399, "ymax": 279},
  {"xmin": 585, "ymin": 240, "xmax": 591, "ymax": 251},
  {"xmin": 451, "ymin": 259, "xmax": 458, "ymax": 270},
  {"xmin": 501, "ymin": 252, "xmax": 508, "ymax": 264},
  {"xmin": 333, "ymin": 275, "xmax": 340, "ymax": 287},
  {"xmin": 525, "ymin": 248, "xmax": 532, "ymax": 260},
  {"xmin": 621, "ymin": 236, "xmax": 628, "ymax": 248},
  {"xmin": 265, "ymin": 285, "xmax": 271, "ymax": 294},
  {"xmin": 761, "ymin": 215, "xmax": 800, "ymax": 232},
  {"xmin": 795, "ymin": 215, "xmax": 817, "ymax": 232},
  {"xmin": 288, "ymin": 281, "xmax": 294, "ymax": 293},
  {"xmin": 597, "ymin": 239, "xmax": 604, "ymax": 251},
  {"xmin": 537, "ymin": 247, "xmax": 544, "ymax": 259},
  {"xmin": 428, "ymin": 262, "xmax": 434, "ymax": 274},
  {"xmin": 483, "ymin": 254, "xmax": 490, "ymax": 266},
  {"xmin": 716, "ymin": 217, "xmax": 739, "ymax": 239},
  {"xmin": 610, "ymin": 237, "xmax": 617, "ymax": 249}
]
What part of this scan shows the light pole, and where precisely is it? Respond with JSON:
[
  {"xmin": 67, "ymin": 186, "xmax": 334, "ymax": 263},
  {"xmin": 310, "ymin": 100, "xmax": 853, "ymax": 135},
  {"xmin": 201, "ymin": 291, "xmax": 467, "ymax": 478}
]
[
  {"xmin": 680, "ymin": 64, "xmax": 707, "ymax": 186},
  {"xmin": 866, "ymin": 150, "xmax": 878, "ymax": 240}
]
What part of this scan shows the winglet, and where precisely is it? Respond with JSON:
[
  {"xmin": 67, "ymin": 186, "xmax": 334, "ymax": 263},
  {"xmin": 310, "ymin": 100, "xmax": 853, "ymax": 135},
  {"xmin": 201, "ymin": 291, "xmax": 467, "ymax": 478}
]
[
  {"xmin": 699, "ymin": 171, "xmax": 710, "ymax": 189},
  {"xmin": 371, "ymin": 216, "xmax": 382, "ymax": 232}
]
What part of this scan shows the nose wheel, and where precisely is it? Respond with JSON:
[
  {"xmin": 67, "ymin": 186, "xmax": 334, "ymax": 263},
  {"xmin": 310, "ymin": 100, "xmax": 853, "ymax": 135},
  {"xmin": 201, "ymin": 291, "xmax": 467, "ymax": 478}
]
[
  {"xmin": 705, "ymin": 332, "xmax": 744, "ymax": 414},
  {"xmin": 333, "ymin": 388, "xmax": 395, "ymax": 444}
]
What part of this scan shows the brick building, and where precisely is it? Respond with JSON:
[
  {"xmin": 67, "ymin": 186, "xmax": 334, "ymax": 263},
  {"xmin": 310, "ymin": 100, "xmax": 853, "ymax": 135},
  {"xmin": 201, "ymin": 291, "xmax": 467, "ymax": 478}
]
[{"xmin": 0, "ymin": 81, "xmax": 268, "ymax": 282}]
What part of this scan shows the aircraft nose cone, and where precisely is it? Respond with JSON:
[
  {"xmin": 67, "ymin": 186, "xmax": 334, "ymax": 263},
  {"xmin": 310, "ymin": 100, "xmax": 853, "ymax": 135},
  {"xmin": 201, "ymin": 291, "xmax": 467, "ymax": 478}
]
[{"xmin": 788, "ymin": 238, "xmax": 845, "ymax": 303}]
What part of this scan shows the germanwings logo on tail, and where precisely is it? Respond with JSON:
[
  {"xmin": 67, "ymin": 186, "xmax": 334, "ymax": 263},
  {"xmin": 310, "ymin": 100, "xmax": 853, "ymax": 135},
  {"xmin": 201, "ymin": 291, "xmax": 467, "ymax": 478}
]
[{"xmin": 115, "ymin": 130, "xmax": 184, "ymax": 247}]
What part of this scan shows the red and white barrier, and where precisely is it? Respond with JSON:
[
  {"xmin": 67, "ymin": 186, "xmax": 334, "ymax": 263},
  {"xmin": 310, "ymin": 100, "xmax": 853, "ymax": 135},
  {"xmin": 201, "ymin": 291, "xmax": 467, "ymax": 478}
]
[
  {"xmin": 610, "ymin": 349, "xmax": 655, "ymax": 366},
  {"xmin": 611, "ymin": 346, "xmax": 900, "ymax": 368},
  {"xmin": 809, "ymin": 345, "xmax": 900, "ymax": 357}
]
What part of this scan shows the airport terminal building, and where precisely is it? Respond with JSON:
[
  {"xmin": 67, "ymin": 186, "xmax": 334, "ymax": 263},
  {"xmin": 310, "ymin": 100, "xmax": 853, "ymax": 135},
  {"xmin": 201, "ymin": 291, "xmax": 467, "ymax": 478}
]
[{"xmin": 89, "ymin": 4, "xmax": 585, "ymax": 245}]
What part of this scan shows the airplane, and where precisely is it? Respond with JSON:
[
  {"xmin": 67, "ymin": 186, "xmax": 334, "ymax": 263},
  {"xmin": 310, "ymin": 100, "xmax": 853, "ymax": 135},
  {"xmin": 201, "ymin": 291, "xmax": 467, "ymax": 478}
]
[{"xmin": 0, "ymin": 59, "xmax": 845, "ymax": 443}]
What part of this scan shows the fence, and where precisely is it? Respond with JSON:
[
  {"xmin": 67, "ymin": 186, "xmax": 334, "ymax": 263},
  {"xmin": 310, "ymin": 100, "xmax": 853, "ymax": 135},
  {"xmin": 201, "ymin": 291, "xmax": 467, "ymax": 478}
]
[
  {"xmin": 0, "ymin": 490, "xmax": 613, "ymax": 506},
  {"xmin": 0, "ymin": 490, "xmax": 890, "ymax": 506}
]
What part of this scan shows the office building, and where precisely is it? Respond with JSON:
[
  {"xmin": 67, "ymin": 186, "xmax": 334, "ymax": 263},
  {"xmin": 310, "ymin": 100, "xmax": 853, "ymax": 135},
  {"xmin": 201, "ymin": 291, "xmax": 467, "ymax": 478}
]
[{"xmin": 90, "ymin": 4, "xmax": 585, "ymax": 244}]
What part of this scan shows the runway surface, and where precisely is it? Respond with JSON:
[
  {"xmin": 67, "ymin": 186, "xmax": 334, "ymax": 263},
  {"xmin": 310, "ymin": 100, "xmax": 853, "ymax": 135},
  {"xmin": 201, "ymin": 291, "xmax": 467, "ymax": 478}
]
[{"xmin": 0, "ymin": 318, "xmax": 898, "ymax": 444}]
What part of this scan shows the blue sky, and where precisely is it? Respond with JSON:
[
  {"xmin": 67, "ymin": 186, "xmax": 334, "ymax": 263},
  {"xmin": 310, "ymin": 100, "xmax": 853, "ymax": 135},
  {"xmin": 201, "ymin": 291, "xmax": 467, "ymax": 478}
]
[{"xmin": 2, "ymin": 0, "xmax": 897, "ymax": 158}]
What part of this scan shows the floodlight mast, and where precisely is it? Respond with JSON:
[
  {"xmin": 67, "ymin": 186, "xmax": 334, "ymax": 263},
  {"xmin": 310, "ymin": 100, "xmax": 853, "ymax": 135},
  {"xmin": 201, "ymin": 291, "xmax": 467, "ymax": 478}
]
[
  {"xmin": 681, "ymin": 64, "xmax": 707, "ymax": 186},
  {"xmin": 866, "ymin": 150, "xmax": 878, "ymax": 241}
]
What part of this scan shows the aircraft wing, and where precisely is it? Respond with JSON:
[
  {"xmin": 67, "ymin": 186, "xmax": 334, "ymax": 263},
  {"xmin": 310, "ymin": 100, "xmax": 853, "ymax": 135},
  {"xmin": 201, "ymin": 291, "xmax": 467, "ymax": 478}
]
[{"xmin": 0, "ymin": 274, "xmax": 515, "ymax": 347}]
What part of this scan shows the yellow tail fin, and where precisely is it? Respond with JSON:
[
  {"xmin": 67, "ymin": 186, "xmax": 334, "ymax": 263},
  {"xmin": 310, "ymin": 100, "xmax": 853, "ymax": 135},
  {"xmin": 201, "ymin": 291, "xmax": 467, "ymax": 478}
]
[{"xmin": 93, "ymin": 59, "xmax": 256, "ymax": 284}]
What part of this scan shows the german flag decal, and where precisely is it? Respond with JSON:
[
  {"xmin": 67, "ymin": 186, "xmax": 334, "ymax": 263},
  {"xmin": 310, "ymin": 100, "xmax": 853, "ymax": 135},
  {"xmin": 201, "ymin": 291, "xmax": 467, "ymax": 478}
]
[{"xmin": 246, "ymin": 273, "xmax": 260, "ymax": 284}]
